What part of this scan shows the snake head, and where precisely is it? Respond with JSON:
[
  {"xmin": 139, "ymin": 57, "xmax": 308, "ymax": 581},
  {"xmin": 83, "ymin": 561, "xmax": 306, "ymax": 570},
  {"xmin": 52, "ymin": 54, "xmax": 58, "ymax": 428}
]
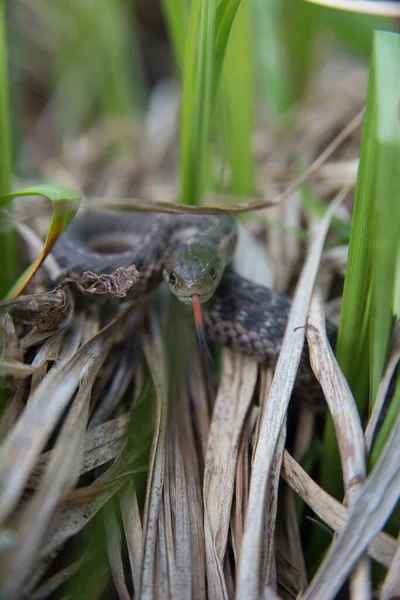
[{"xmin": 163, "ymin": 242, "xmax": 223, "ymax": 305}]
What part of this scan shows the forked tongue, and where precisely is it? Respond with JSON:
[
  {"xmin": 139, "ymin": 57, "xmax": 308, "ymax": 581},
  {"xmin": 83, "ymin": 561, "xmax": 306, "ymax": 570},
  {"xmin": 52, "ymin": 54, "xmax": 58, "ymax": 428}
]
[{"xmin": 192, "ymin": 294, "xmax": 214, "ymax": 366}]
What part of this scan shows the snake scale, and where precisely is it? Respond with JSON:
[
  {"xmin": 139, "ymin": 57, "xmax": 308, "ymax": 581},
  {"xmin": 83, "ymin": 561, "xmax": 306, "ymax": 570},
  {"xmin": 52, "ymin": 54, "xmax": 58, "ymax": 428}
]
[{"xmin": 53, "ymin": 211, "xmax": 336, "ymax": 402}]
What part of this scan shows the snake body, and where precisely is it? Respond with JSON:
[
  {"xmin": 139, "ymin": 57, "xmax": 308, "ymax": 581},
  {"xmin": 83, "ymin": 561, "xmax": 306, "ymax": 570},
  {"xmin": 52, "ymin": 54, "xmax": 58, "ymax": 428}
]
[{"xmin": 53, "ymin": 211, "xmax": 331, "ymax": 398}]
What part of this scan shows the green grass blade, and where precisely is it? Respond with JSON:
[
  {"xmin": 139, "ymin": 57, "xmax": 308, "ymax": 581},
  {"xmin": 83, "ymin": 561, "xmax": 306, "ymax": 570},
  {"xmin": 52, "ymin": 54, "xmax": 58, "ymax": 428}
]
[
  {"xmin": 159, "ymin": 0, "xmax": 189, "ymax": 73},
  {"xmin": 251, "ymin": 0, "xmax": 316, "ymax": 121},
  {"xmin": 219, "ymin": 0, "xmax": 254, "ymax": 195},
  {"xmin": 309, "ymin": 28, "xmax": 400, "ymax": 570},
  {"xmin": 180, "ymin": 0, "xmax": 217, "ymax": 206},
  {"xmin": 368, "ymin": 32, "xmax": 400, "ymax": 404},
  {"xmin": 214, "ymin": 0, "xmax": 243, "ymax": 87},
  {"xmin": 0, "ymin": 185, "xmax": 81, "ymax": 298},
  {"xmin": 335, "ymin": 30, "xmax": 400, "ymax": 413},
  {"xmin": 180, "ymin": 0, "xmax": 247, "ymax": 206}
]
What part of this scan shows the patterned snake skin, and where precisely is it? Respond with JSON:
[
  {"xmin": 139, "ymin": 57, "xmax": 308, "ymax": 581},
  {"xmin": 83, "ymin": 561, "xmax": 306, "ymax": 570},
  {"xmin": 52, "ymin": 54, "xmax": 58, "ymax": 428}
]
[{"xmin": 52, "ymin": 211, "xmax": 337, "ymax": 401}]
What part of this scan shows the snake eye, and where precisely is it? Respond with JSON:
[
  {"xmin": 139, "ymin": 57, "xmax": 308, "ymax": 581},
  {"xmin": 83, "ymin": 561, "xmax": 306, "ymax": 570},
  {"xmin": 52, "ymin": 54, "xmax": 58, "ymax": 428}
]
[
  {"xmin": 169, "ymin": 271, "xmax": 177, "ymax": 285},
  {"xmin": 209, "ymin": 266, "xmax": 217, "ymax": 279}
]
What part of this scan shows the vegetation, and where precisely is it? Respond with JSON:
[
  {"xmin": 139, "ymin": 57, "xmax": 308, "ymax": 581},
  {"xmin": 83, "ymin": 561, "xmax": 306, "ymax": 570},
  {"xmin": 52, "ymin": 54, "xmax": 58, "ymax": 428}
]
[{"xmin": 0, "ymin": 1, "xmax": 399, "ymax": 598}]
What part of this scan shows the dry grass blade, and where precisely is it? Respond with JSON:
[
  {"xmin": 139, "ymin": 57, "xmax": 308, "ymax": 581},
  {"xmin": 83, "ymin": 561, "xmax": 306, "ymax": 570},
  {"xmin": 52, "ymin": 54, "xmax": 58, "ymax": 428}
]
[
  {"xmin": 306, "ymin": 289, "xmax": 370, "ymax": 598},
  {"xmin": 0, "ymin": 305, "xmax": 130, "ymax": 524},
  {"xmin": 120, "ymin": 480, "xmax": 143, "ymax": 596},
  {"xmin": 281, "ymin": 451, "xmax": 397, "ymax": 568},
  {"xmin": 40, "ymin": 476, "xmax": 123, "ymax": 561},
  {"xmin": 104, "ymin": 502, "xmax": 131, "ymax": 600},
  {"xmin": 259, "ymin": 415, "xmax": 287, "ymax": 592},
  {"xmin": 236, "ymin": 186, "xmax": 350, "ymax": 599},
  {"xmin": 140, "ymin": 330, "xmax": 169, "ymax": 598},
  {"xmin": 0, "ymin": 357, "xmax": 37, "ymax": 378},
  {"xmin": 177, "ymin": 383, "xmax": 207, "ymax": 600},
  {"xmin": 167, "ymin": 417, "xmax": 192, "ymax": 597},
  {"xmin": 1, "ymin": 351, "xmax": 108, "ymax": 599},
  {"xmin": 301, "ymin": 413, "xmax": 400, "ymax": 600},
  {"xmin": 380, "ymin": 530, "xmax": 400, "ymax": 600},
  {"xmin": 28, "ymin": 554, "xmax": 89, "ymax": 599},
  {"xmin": 29, "ymin": 413, "xmax": 129, "ymax": 487},
  {"xmin": 307, "ymin": 289, "xmax": 366, "ymax": 493},
  {"xmin": 203, "ymin": 350, "xmax": 258, "ymax": 599}
]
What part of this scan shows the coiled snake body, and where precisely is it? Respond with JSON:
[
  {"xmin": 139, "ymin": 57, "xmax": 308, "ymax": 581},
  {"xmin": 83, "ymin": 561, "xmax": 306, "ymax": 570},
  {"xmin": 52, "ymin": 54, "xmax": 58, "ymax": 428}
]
[{"xmin": 53, "ymin": 211, "xmax": 331, "ymax": 398}]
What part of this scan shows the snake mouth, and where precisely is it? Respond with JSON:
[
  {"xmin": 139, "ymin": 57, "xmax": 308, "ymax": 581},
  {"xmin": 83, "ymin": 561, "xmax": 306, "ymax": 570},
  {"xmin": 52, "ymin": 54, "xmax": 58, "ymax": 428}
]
[
  {"xmin": 178, "ymin": 293, "xmax": 211, "ymax": 305},
  {"xmin": 174, "ymin": 286, "xmax": 214, "ymax": 305}
]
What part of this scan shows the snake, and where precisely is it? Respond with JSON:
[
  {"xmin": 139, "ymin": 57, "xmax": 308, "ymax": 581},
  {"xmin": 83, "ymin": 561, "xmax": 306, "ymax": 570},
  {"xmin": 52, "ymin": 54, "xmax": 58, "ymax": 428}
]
[{"xmin": 52, "ymin": 210, "xmax": 335, "ymax": 401}]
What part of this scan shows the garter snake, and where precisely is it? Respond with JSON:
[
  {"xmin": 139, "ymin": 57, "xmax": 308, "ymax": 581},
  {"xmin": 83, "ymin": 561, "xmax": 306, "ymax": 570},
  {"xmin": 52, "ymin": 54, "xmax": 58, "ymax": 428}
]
[{"xmin": 52, "ymin": 210, "xmax": 334, "ymax": 399}]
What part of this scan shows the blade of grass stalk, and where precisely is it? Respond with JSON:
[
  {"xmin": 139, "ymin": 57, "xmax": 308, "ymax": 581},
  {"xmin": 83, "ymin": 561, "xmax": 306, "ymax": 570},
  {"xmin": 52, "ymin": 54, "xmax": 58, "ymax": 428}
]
[
  {"xmin": 214, "ymin": 0, "xmax": 243, "ymax": 88},
  {"xmin": 159, "ymin": 0, "xmax": 188, "ymax": 73},
  {"xmin": 260, "ymin": 415, "xmax": 287, "ymax": 591},
  {"xmin": 29, "ymin": 414, "xmax": 130, "ymax": 487},
  {"xmin": 307, "ymin": 290, "xmax": 367, "ymax": 500},
  {"xmin": 29, "ymin": 554, "xmax": 90, "ymax": 599},
  {"xmin": 380, "ymin": 530, "xmax": 400, "ymax": 600},
  {"xmin": 322, "ymin": 32, "xmax": 400, "ymax": 515},
  {"xmin": 234, "ymin": 405, "xmax": 257, "ymax": 562},
  {"xmin": 24, "ymin": 393, "xmax": 149, "ymax": 596},
  {"xmin": 236, "ymin": 188, "xmax": 349, "ymax": 599},
  {"xmin": 104, "ymin": 503, "xmax": 131, "ymax": 600},
  {"xmin": 306, "ymin": 289, "xmax": 370, "ymax": 598},
  {"xmin": 251, "ymin": 0, "xmax": 315, "ymax": 121},
  {"xmin": 139, "ymin": 330, "xmax": 169, "ymax": 597},
  {"xmin": 1, "ymin": 351, "xmax": 108, "ymax": 599},
  {"xmin": 0, "ymin": 357, "xmax": 37, "ymax": 378},
  {"xmin": 281, "ymin": 451, "xmax": 397, "ymax": 568},
  {"xmin": 180, "ymin": 0, "xmax": 248, "ymax": 205},
  {"xmin": 120, "ymin": 480, "xmax": 143, "ymax": 595},
  {"xmin": 168, "ymin": 417, "xmax": 192, "ymax": 597},
  {"xmin": 368, "ymin": 32, "xmax": 400, "ymax": 405},
  {"xmin": 180, "ymin": 0, "xmax": 217, "ymax": 206},
  {"xmin": 38, "ymin": 477, "xmax": 123, "ymax": 574},
  {"xmin": 30, "ymin": 386, "xmax": 152, "ymax": 595},
  {"xmin": 0, "ymin": 185, "xmax": 81, "ymax": 298},
  {"xmin": 219, "ymin": 0, "xmax": 254, "ymax": 196},
  {"xmin": 203, "ymin": 350, "xmax": 258, "ymax": 598},
  {"xmin": 154, "ymin": 488, "xmax": 170, "ymax": 598},
  {"xmin": 176, "ymin": 383, "xmax": 207, "ymax": 599},
  {"xmin": 0, "ymin": 303, "xmax": 131, "ymax": 523},
  {"xmin": 336, "ymin": 33, "xmax": 400, "ymax": 400},
  {"xmin": 301, "ymin": 413, "xmax": 400, "ymax": 600}
]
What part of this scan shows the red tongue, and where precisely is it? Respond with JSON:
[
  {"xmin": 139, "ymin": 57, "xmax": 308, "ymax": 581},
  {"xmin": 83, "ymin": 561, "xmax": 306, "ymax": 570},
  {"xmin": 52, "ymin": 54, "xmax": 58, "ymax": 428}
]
[
  {"xmin": 192, "ymin": 294, "xmax": 214, "ymax": 368},
  {"xmin": 192, "ymin": 294, "xmax": 207, "ymax": 347}
]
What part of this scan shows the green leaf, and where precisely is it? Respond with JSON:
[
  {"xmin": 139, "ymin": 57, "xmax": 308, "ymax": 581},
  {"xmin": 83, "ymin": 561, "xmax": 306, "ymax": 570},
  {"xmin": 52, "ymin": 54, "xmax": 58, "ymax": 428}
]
[{"xmin": 1, "ymin": 185, "xmax": 81, "ymax": 299}]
